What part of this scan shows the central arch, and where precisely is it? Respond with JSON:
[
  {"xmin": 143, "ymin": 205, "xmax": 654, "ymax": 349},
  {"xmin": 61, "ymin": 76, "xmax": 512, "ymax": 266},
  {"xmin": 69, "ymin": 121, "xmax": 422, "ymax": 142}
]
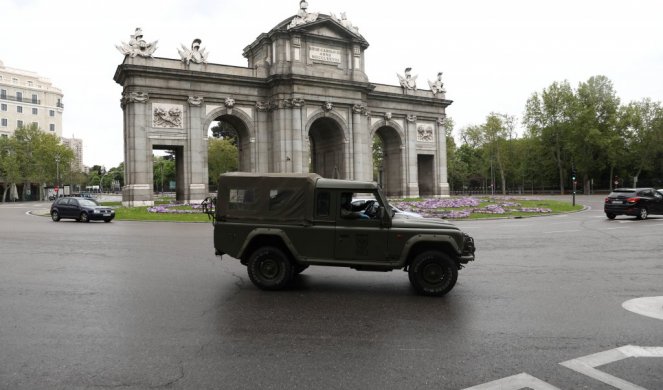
[
  {"xmin": 308, "ymin": 117, "xmax": 346, "ymax": 179},
  {"xmin": 208, "ymin": 114, "xmax": 251, "ymax": 172}
]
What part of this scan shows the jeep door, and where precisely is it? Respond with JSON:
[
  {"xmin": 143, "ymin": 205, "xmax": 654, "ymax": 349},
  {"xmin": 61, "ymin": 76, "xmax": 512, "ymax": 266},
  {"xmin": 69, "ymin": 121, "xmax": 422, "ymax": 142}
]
[
  {"xmin": 287, "ymin": 189, "xmax": 336, "ymax": 261},
  {"xmin": 334, "ymin": 191, "xmax": 390, "ymax": 262}
]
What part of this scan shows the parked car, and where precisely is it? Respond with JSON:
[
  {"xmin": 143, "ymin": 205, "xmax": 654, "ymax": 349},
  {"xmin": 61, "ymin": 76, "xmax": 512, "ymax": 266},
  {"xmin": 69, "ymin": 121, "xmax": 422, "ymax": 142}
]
[
  {"xmin": 351, "ymin": 198, "xmax": 423, "ymax": 218},
  {"xmin": 50, "ymin": 197, "xmax": 115, "ymax": 223},
  {"xmin": 604, "ymin": 188, "xmax": 663, "ymax": 220}
]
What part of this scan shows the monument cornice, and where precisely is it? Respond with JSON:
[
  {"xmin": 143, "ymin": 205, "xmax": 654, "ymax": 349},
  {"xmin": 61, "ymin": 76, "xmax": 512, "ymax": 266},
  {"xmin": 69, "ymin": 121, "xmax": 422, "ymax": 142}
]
[{"xmin": 266, "ymin": 74, "xmax": 375, "ymax": 93}]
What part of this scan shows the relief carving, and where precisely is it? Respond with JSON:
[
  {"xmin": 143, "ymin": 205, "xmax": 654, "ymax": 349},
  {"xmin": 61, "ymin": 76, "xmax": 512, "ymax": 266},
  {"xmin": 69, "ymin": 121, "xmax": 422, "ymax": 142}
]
[
  {"xmin": 417, "ymin": 125, "xmax": 434, "ymax": 142},
  {"xmin": 292, "ymin": 98, "xmax": 306, "ymax": 107},
  {"xmin": 406, "ymin": 114, "xmax": 417, "ymax": 123},
  {"xmin": 322, "ymin": 101, "xmax": 333, "ymax": 112},
  {"xmin": 256, "ymin": 101, "xmax": 271, "ymax": 112},
  {"xmin": 188, "ymin": 96, "xmax": 204, "ymax": 106},
  {"xmin": 153, "ymin": 104, "xmax": 183, "ymax": 128},
  {"xmin": 224, "ymin": 97, "xmax": 236, "ymax": 109}
]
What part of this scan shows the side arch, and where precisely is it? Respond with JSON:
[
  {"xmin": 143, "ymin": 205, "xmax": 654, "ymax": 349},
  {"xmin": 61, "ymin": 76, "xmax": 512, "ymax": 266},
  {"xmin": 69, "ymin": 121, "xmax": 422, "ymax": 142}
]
[{"xmin": 370, "ymin": 119, "xmax": 406, "ymax": 197}]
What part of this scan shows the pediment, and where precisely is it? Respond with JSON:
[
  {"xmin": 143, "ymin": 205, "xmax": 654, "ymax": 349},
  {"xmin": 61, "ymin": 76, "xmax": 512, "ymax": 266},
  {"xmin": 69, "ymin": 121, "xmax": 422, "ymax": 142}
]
[{"xmin": 284, "ymin": 15, "xmax": 369, "ymax": 47}]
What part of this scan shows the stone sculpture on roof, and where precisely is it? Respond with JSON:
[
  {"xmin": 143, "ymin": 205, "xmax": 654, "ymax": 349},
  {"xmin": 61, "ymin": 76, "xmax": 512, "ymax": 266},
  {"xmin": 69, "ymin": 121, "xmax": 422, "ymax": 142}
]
[
  {"xmin": 428, "ymin": 72, "xmax": 446, "ymax": 96},
  {"xmin": 397, "ymin": 67, "xmax": 417, "ymax": 91},
  {"xmin": 178, "ymin": 38, "xmax": 209, "ymax": 65},
  {"xmin": 116, "ymin": 28, "xmax": 158, "ymax": 58},
  {"xmin": 330, "ymin": 12, "xmax": 360, "ymax": 34},
  {"xmin": 288, "ymin": 0, "xmax": 319, "ymax": 29}
]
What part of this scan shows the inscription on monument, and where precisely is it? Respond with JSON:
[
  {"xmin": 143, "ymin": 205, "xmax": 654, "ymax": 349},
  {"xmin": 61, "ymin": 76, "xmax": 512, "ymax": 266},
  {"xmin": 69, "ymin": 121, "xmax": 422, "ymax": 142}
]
[{"xmin": 309, "ymin": 46, "xmax": 341, "ymax": 64}]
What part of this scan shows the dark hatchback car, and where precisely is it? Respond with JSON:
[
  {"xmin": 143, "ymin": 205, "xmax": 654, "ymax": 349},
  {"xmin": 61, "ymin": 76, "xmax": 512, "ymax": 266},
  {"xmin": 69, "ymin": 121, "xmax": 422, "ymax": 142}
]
[
  {"xmin": 604, "ymin": 188, "xmax": 663, "ymax": 220},
  {"xmin": 50, "ymin": 197, "xmax": 115, "ymax": 223}
]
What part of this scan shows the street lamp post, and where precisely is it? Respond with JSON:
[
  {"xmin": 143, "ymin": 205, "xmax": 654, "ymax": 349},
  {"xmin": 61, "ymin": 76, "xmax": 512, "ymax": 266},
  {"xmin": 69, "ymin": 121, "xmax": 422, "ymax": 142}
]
[{"xmin": 55, "ymin": 154, "xmax": 61, "ymax": 198}]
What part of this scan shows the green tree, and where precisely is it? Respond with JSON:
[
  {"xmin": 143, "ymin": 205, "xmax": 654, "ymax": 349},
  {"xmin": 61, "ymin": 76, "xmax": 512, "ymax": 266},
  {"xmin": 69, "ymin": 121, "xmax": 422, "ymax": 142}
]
[
  {"xmin": 571, "ymin": 75, "xmax": 620, "ymax": 193},
  {"xmin": 208, "ymin": 138, "xmax": 238, "ymax": 185},
  {"xmin": 153, "ymin": 156, "xmax": 176, "ymax": 193},
  {"xmin": 523, "ymin": 80, "xmax": 575, "ymax": 194},
  {"xmin": 619, "ymin": 98, "xmax": 663, "ymax": 187},
  {"xmin": 12, "ymin": 124, "xmax": 73, "ymax": 200}
]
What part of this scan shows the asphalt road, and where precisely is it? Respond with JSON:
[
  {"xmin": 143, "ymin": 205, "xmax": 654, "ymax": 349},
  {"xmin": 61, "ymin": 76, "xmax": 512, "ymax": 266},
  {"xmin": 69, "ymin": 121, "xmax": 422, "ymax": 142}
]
[{"xmin": 0, "ymin": 196, "xmax": 661, "ymax": 390}]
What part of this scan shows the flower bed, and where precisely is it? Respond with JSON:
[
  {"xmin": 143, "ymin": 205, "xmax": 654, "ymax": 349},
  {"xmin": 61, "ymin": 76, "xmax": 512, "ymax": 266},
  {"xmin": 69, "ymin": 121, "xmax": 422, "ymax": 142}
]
[
  {"xmin": 147, "ymin": 203, "xmax": 203, "ymax": 214},
  {"xmin": 392, "ymin": 197, "xmax": 553, "ymax": 219}
]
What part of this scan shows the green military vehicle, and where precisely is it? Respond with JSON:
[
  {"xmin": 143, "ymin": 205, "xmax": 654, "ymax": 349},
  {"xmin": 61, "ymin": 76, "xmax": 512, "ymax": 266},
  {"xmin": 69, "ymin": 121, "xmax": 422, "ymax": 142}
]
[{"xmin": 208, "ymin": 173, "xmax": 475, "ymax": 296}]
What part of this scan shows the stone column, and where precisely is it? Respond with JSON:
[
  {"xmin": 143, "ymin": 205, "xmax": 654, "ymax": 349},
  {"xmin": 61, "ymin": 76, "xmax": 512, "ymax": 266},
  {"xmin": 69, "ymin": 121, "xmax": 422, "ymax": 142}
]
[
  {"xmin": 121, "ymin": 91, "xmax": 153, "ymax": 207},
  {"xmin": 352, "ymin": 104, "xmax": 368, "ymax": 181},
  {"xmin": 405, "ymin": 114, "xmax": 419, "ymax": 197},
  {"xmin": 436, "ymin": 116, "xmax": 450, "ymax": 196},
  {"xmin": 255, "ymin": 101, "xmax": 271, "ymax": 173},
  {"xmin": 291, "ymin": 99, "xmax": 305, "ymax": 172},
  {"xmin": 187, "ymin": 96, "xmax": 208, "ymax": 203}
]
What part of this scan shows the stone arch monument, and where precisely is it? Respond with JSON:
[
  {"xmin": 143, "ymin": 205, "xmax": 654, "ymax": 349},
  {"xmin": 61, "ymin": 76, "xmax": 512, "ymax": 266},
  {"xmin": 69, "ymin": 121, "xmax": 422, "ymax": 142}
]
[{"xmin": 114, "ymin": 2, "xmax": 452, "ymax": 206}]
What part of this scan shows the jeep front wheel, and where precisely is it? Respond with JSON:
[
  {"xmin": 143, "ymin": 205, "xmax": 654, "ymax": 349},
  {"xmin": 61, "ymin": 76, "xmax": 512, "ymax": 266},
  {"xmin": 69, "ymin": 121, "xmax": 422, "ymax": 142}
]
[
  {"xmin": 408, "ymin": 251, "xmax": 458, "ymax": 296},
  {"xmin": 247, "ymin": 246, "xmax": 294, "ymax": 290}
]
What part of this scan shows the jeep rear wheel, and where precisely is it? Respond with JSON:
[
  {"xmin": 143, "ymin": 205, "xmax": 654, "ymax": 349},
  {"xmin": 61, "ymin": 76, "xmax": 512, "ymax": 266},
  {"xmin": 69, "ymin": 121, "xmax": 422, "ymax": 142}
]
[
  {"xmin": 247, "ymin": 246, "xmax": 294, "ymax": 290},
  {"xmin": 408, "ymin": 251, "xmax": 458, "ymax": 296}
]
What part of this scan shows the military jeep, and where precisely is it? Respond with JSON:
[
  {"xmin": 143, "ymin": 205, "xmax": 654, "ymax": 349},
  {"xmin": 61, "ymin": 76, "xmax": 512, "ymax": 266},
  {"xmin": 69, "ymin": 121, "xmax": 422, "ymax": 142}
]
[{"xmin": 210, "ymin": 173, "xmax": 475, "ymax": 296}]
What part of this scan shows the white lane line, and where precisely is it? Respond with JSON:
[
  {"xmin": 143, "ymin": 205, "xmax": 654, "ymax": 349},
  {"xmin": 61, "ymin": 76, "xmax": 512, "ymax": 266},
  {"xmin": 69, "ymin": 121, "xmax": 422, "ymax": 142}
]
[
  {"xmin": 623, "ymin": 296, "xmax": 663, "ymax": 321},
  {"xmin": 560, "ymin": 345, "xmax": 663, "ymax": 390},
  {"xmin": 461, "ymin": 372, "xmax": 561, "ymax": 390}
]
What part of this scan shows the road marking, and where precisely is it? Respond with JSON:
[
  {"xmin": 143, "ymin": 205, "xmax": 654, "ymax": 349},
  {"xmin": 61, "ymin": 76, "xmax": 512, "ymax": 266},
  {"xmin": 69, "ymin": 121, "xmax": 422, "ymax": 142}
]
[
  {"xmin": 461, "ymin": 372, "xmax": 561, "ymax": 390},
  {"xmin": 560, "ymin": 345, "xmax": 663, "ymax": 390},
  {"xmin": 623, "ymin": 296, "xmax": 663, "ymax": 321}
]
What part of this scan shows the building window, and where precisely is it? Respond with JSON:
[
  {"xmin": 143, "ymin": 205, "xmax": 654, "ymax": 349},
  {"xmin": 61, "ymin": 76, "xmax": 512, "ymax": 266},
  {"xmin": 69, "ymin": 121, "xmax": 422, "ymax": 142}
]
[
  {"xmin": 1, "ymin": 118, "xmax": 7, "ymax": 127},
  {"xmin": 16, "ymin": 92, "xmax": 22, "ymax": 102},
  {"xmin": 1, "ymin": 104, "xmax": 6, "ymax": 111},
  {"xmin": 28, "ymin": 81, "xmax": 33, "ymax": 87},
  {"xmin": 0, "ymin": 89, "xmax": 6, "ymax": 99},
  {"xmin": 17, "ymin": 120, "xmax": 23, "ymax": 128},
  {"xmin": 12, "ymin": 78, "xmax": 19, "ymax": 84},
  {"xmin": 49, "ymin": 110, "xmax": 55, "ymax": 117},
  {"xmin": 17, "ymin": 106, "xmax": 23, "ymax": 113},
  {"xmin": 32, "ymin": 107, "xmax": 38, "ymax": 115},
  {"xmin": 32, "ymin": 94, "xmax": 38, "ymax": 103},
  {"xmin": 49, "ymin": 124, "xmax": 55, "ymax": 132}
]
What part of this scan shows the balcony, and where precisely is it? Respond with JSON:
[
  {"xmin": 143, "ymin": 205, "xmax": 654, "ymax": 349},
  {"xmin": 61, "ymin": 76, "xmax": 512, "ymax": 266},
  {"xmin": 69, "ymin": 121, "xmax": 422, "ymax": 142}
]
[{"xmin": 0, "ymin": 95, "xmax": 41, "ymax": 105}]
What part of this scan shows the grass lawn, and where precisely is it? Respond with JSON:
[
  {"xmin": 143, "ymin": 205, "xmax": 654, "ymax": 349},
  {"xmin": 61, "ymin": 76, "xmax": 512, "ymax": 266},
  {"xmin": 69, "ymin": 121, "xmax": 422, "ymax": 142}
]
[{"xmin": 100, "ymin": 196, "xmax": 582, "ymax": 222}]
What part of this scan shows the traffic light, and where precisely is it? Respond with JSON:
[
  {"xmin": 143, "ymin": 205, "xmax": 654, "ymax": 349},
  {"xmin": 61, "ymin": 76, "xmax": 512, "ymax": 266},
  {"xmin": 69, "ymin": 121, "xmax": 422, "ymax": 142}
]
[{"xmin": 571, "ymin": 168, "xmax": 577, "ymax": 182}]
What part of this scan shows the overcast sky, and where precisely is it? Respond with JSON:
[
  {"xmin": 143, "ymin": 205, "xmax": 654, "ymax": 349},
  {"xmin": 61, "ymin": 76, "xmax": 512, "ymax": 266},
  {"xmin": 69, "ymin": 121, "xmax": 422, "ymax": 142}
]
[{"xmin": 2, "ymin": 0, "xmax": 662, "ymax": 168}]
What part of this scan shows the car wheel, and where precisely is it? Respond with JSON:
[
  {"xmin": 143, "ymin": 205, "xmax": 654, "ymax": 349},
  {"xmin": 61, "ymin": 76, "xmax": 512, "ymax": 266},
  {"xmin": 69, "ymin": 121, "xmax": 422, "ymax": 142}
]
[
  {"xmin": 636, "ymin": 208, "xmax": 648, "ymax": 220},
  {"xmin": 408, "ymin": 251, "xmax": 458, "ymax": 296},
  {"xmin": 606, "ymin": 213, "xmax": 616, "ymax": 220},
  {"xmin": 51, "ymin": 210, "xmax": 60, "ymax": 222},
  {"xmin": 104, "ymin": 218, "xmax": 112, "ymax": 223},
  {"xmin": 247, "ymin": 246, "xmax": 294, "ymax": 290},
  {"xmin": 79, "ymin": 212, "xmax": 90, "ymax": 223}
]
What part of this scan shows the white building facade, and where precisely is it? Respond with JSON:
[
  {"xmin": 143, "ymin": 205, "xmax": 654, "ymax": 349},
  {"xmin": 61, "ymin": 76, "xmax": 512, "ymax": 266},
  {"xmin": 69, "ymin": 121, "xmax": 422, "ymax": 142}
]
[{"xmin": 0, "ymin": 59, "xmax": 64, "ymax": 138}]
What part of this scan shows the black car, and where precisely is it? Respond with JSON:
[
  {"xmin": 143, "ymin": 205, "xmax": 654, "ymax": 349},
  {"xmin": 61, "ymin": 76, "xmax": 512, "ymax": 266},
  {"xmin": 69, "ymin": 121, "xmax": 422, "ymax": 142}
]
[
  {"xmin": 50, "ymin": 197, "xmax": 115, "ymax": 223},
  {"xmin": 604, "ymin": 188, "xmax": 663, "ymax": 220}
]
